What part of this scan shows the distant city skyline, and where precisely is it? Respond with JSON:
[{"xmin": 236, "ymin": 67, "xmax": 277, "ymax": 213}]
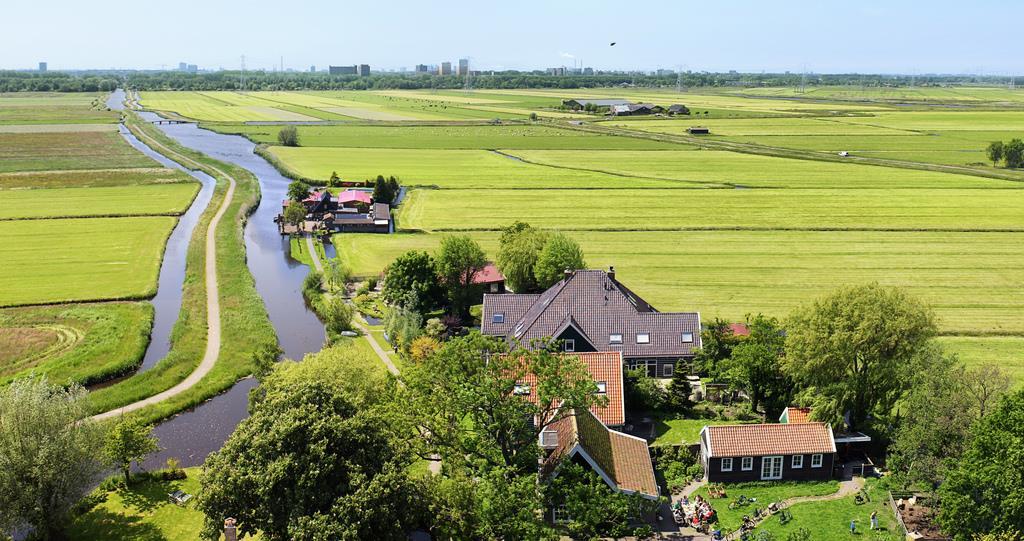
[{"xmin": 4, "ymin": 0, "xmax": 1023, "ymax": 75}]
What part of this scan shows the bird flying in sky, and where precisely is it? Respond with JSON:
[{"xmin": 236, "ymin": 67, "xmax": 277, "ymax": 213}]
[{"xmin": 610, "ymin": 42, "xmax": 616, "ymax": 46}]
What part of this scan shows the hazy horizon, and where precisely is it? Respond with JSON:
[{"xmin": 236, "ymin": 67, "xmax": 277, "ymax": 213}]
[{"xmin": 6, "ymin": 0, "xmax": 1024, "ymax": 75}]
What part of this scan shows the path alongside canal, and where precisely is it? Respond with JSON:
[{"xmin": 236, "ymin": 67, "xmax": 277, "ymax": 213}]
[{"xmin": 91, "ymin": 124, "xmax": 236, "ymax": 422}]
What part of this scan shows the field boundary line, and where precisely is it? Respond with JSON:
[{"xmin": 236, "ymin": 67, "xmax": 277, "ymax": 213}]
[{"xmin": 90, "ymin": 122, "xmax": 235, "ymax": 422}]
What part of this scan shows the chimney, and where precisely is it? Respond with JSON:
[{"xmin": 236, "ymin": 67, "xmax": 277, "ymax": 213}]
[
  {"xmin": 563, "ymin": 268, "xmax": 573, "ymax": 281},
  {"xmin": 224, "ymin": 518, "xmax": 237, "ymax": 541},
  {"xmin": 608, "ymin": 265, "xmax": 616, "ymax": 280}
]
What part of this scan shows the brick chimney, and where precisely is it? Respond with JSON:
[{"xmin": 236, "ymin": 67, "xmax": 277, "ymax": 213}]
[
  {"xmin": 563, "ymin": 268, "xmax": 573, "ymax": 281},
  {"xmin": 608, "ymin": 265, "xmax": 616, "ymax": 280},
  {"xmin": 224, "ymin": 518, "xmax": 237, "ymax": 541}
]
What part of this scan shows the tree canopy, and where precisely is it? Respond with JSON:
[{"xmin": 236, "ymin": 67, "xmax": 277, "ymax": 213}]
[
  {"xmin": 533, "ymin": 232, "xmax": 586, "ymax": 289},
  {"xmin": 277, "ymin": 125, "xmax": 300, "ymax": 147},
  {"xmin": 783, "ymin": 283, "xmax": 936, "ymax": 429},
  {"xmin": 496, "ymin": 221, "xmax": 549, "ymax": 293},
  {"xmin": 103, "ymin": 415, "xmax": 159, "ymax": 484},
  {"xmin": 718, "ymin": 314, "xmax": 792, "ymax": 417},
  {"xmin": 434, "ymin": 234, "xmax": 488, "ymax": 318},
  {"xmin": 0, "ymin": 377, "xmax": 104, "ymax": 540},
  {"xmin": 286, "ymin": 180, "xmax": 311, "ymax": 202},
  {"xmin": 381, "ymin": 250, "xmax": 444, "ymax": 314}
]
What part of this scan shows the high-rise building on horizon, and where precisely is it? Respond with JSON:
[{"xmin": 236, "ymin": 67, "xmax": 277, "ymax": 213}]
[
  {"xmin": 415, "ymin": 64, "xmax": 429, "ymax": 73},
  {"xmin": 178, "ymin": 62, "xmax": 187, "ymax": 71},
  {"xmin": 439, "ymin": 61, "xmax": 452, "ymax": 76},
  {"xmin": 457, "ymin": 58, "xmax": 469, "ymax": 76},
  {"xmin": 358, "ymin": 64, "xmax": 370, "ymax": 77},
  {"xmin": 38, "ymin": 62, "xmax": 46, "ymax": 72}
]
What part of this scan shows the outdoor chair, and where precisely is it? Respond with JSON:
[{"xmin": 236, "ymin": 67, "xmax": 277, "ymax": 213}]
[{"xmin": 168, "ymin": 489, "xmax": 193, "ymax": 505}]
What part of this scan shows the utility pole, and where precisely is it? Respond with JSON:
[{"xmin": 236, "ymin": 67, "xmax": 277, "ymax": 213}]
[{"xmin": 240, "ymin": 55, "xmax": 246, "ymax": 91}]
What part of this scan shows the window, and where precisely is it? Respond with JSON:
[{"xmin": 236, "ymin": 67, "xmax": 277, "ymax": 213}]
[
  {"xmin": 662, "ymin": 363, "xmax": 674, "ymax": 377},
  {"xmin": 513, "ymin": 384, "xmax": 531, "ymax": 396},
  {"xmin": 811, "ymin": 454, "xmax": 823, "ymax": 468},
  {"xmin": 792, "ymin": 455, "xmax": 804, "ymax": 469},
  {"xmin": 609, "ymin": 333, "xmax": 623, "ymax": 344},
  {"xmin": 741, "ymin": 457, "xmax": 753, "ymax": 471},
  {"xmin": 562, "ymin": 339, "xmax": 575, "ymax": 352},
  {"xmin": 682, "ymin": 332, "xmax": 694, "ymax": 343},
  {"xmin": 552, "ymin": 505, "xmax": 570, "ymax": 524},
  {"xmin": 595, "ymin": 381, "xmax": 607, "ymax": 394},
  {"xmin": 721, "ymin": 457, "xmax": 733, "ymax": 472},
  {"xmin": 492, "ymin": 313, "xmax": 504, "ymax": 324},
  {"xmin": 761, "ymin": 456, "xmax": 783, "ymax": 480},
  {"xmin": 636, "ymin": 333, "xmax": 650, "ymax": 344}
]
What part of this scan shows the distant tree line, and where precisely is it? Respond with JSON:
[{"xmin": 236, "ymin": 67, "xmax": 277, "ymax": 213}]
[
  {"xmin": 1, "ymin": 69, "xmax": 1018, "ymax": 93},
  {"xmin": 986, "ymin": 139, "xmax": 1024, "ymax": 168}
]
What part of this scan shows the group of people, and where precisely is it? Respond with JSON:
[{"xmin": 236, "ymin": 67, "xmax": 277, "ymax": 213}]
[{"xmin": 672, "ymin": 494, "xmax": 717, "ymax": 532}]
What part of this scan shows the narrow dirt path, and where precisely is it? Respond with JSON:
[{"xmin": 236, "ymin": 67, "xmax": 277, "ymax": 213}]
[
  {"xmin": 91, "ymin": 123, "xmax": 235, "ymax": 422},
  {"xmin": 305, "ymin": 235, "xmax": 324, "ymax": 272}
]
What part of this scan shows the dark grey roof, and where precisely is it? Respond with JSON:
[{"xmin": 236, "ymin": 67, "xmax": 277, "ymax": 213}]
[
  {"xmin": 565, "ymin": 98, "xmax": 632, "ymax": 107},
  {"xmin": 373, "ymin": 202, "xmax": 390, "ymax": 221},
  {"xmin": 481, "ymin": 270, "xmax": 701, "ymax": 359}
]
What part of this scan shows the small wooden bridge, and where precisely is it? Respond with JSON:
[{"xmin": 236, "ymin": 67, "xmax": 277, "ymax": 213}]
[{"xmin": 152, "ymin": 119, "xmax": 191, "ymax": 125}]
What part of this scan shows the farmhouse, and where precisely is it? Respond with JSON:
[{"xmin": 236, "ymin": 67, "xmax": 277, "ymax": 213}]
[
  {"xmin": 562, "ymin": 98, "xmax": 632, "ymax": 110},
  {"xmin": 699, "ymin": 422, "xmax": 837, "ymax": 483},
  {"xmin": 668, "ymin": 104, "xmax": 690, "ymax": 115},
  {"xmin": 472, "ymin": 262, "xmax": 506, "ymax": 294},
  {"xmin": 687, "ymin": 126, "xmax": 711, "ymax": 135},
  {"xmin": 481, "ymin": 267, "xmax": 701, "ymax": 378},
  {"xmin": 279, "ymin": 189, "xmax": 391, "ymax": 234},
  {"xmin": 519, "ymin": 352, "xmax": 658, "ymax": 501},
  {"xmin": 610, "ymin": 103, "xmax": 664, "ymax": 116}
]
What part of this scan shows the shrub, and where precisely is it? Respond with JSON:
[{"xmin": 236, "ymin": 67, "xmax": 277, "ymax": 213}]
[
  {"xmin": 277, "ymin": 126, "xmax": 300, "ymax": 147},
  {"xmin": 424, "ymin": 318, "xmax": 446, "ymax": 339},
  {"xmin": 409, "ymin": 336, "xmax": 441, "ymax": 362}
]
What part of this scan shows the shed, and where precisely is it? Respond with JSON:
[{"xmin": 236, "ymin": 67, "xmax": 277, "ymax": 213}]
[
  {"xmin": 687, "ymin": 126, "xmax": 710, "ymax": 135},
  {"xmin": 700, "ymin": 422, "xmax": 837, "ymax": 483}
]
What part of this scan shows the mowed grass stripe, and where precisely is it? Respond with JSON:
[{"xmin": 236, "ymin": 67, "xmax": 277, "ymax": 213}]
[
  {"xmin": 0, "ymin": 183, "xmax": 200, "ymax": 219},
  {"xmin": 0, "ymin": 131, "xmax": 157, "ymax": 172},
  {"xmin": 399, "ymin": 188, "xmax": 1024, "ymax": 231},
  {"xmin": 0, "ymin": 217, "xmax": 176, "ymax": 306},
  {"xmin": 334, "ymin": 230, "xmax": 1024, "ymax": 335}
]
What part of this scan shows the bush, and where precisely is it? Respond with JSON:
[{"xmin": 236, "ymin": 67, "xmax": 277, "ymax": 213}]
[
  {"xmin": 424, "ymin": 318, "xmax": 446, "ymax": 339},
  {"xmin": 277, "ymin": 126, "xmax": 300, "ymax": 147},
  {"xmin": 625, "ymin": 368, "xmax": 666, "ymax": 411},
  {"xmin": 161, "ymin": 457, "xmax": 187, "ymax": 480}
]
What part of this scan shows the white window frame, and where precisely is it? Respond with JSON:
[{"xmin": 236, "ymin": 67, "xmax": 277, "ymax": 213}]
[
  {"xmin": 552, "ymin": 504, "xmax": 570, "ymax": 524},
  {"xmin": 720, "ymin": 457, "xmax": 733, "ymax": 472},
  {"xmin": 636, "ymin": 333, "xmax": 650, "ymax": 344},
  {"xmin": 595, "ymin": 381, "xmax": 607, "ymax": 394},
  {"xmin": 792, "ymin": 455, "xmax": 804, "ymax": 469},
  {"xmin": 662, "ymin": 363, "xmax": 674, "ymax": 377},
  {"xmin": 492, "ymin": 312, "xmax": 504, "ymax": 324},
  {"xmin": 811, "ymin": 454, "xmax": 823, "ymax": 468},
  {"xmin": 741, "ymin": 457, "xmax": 753, "ymax": 471},
  {"xmin": 761, "ymin": 456, "xmax": 783, "ymax": 480},
  {"xmin": 609, "ymin": 333, "xmax": 623, "ymax": 344},
  {"xmin": 682, "ymin": 332, "xmax": 694, "ymax": 343},
  {"xmin": 513, "ymin": 384, "xmax": 531, "ymax": 396},
  {"xmin": 563, "ymin": 339, "xmax": 575, "ymax": 352}
]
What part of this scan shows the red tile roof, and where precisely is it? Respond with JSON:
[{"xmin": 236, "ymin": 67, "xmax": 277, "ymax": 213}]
[
  {"xmin": 303, "ymin": 190, "xmax": 330, "ymax": 203},
  {"xmin": 337, "ymin": 189, "xmax": 372, "ymax": 204},
  {"xmin": 543, "ymin": 408, "xmax": 659, "ymax": 499},
  {"xmin": 729, "ymin": 323, "xmax": 750, "ymax": 336},
  {"xmin": 703, "ymin": 422, "xmax": 836, "ymax": 458},
  {"xmin": 515, "ymin": 352, "xmax": 624, "ymax": 426},
  {"xmin": 471, "ymin": 262, "xmax": 504, "ymax": 285},
  {"xmin": 782, "ymin": 407, "xmax": 813, "ymax": 424}
]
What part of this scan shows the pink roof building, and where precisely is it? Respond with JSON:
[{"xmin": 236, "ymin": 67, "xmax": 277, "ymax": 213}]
[{"xmin": 337, "ymin": 190, "xmax": 372, "ymax": 206}]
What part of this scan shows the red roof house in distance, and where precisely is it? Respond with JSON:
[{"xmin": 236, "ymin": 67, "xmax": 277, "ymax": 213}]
[
  {"xmin": 780, "ymin": 407, "xmax": 813, "ymax": 424},
  {"xmin": 336, "ymin": 189, "xmax": 372, "ymax": 210},
  {"xmin": 728, "ymin": 323, "xmax": 750, "ymax": 337},
  {"xmin": 472, "ymin": 262, "xmax": 506, "ymax": 294}
]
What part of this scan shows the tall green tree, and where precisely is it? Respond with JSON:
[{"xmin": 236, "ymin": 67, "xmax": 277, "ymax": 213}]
[
  {"xmin": 198, "ymin": 349, "xmax": 415, "ymax": 541},
  {"xmin": 434, "ymin": 234, "xmax": 488, "ymax": 318},
  {"xmin": 103, "ymin": 415, "xmax": 160, "ymax": 484},
  {"xmin": 986, "ymin": 141, "xmax": 1005, "ymax": 167},
  {"xmin": 381, "ymin": 250, "xmax": 444, "ymax": 314},
  {"xmin": 718, "ymin": 314, "xmax": 792, "ymax": 417},
  {"xmin": 372, "ymin": 174, "xmax": 393, "ymax": 204},
  {"xmin": 938, "ymin": 390, "xmax": 1024, "ymax": 540},
  {"xmin": 783, "ymin": 284, "xmax": 936, "ymax": 429},
  {"xmin": 277, "ymin": 125, "xmax": 300, "ymax": 147},
  {"xmin": 693, "ymin": 318, "xmax": 744, "ymax": 376},
  {"xmin": 401, "ymin": 333, "xmax": 604, "ymax": 476},
  {"xmin": 0, "ymin": 377, "xmax": 104, "ymax": 540},
  {"xmin": 282, "ymin": 201, "xmax": 307, "ymax": 234},
  {"xmin": 545, "ymin": 463, "xmax": 659, "ymax": 540},
  {"xmin": 286, "ymin": 179, "xmax": 311, "ymax": 202},
  {"xmin": 496, "ymin": 221, "xmax": 549, "ymax": 293},
  {"xmin": 1003, "ymin": 138, "xmax": 1024, "ymax": 168},
  {"xmin": 533, "ymin": 232, "xmax": 586, "ymax": 289},
  {"xmin": 667, "ymin": 359, "xmax": 695, "ymax": 412}
]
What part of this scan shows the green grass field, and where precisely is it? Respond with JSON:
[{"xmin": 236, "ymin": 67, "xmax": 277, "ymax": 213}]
[
  {"xmin": 0, "ymin": 217, "xmax": 176, "ymax": 306},
  {"xmin": 938, "ymin": 336, "xmax": 1024, "ymax": 387},
  {"xmin": 0, "ymin": 167, "xmax": 194, "ymax": 190},
  {"xmin": 0, "ymin": 183, "xmax": 199, "ymax": 219},
  {"xmin": 0, "ymin": 302, "xmax": 152, "ymax": 385},
  {"xmin": 700, "ymin": 480, "xmax": 840, "ymax": 532},
  {"xmin": 653, "ymin": 418, "xmax": 748, "ymax": 446},
  {"xmin": 0, "ymin": 92, "xmax": 119, "ymax": 125},
  {"xmin": 0, "ymin": 131, "xmax": 157, "ymax": 172},
  {"xmin": 755, "ymin": 478, "xmax": 902, "ymax": 541}
]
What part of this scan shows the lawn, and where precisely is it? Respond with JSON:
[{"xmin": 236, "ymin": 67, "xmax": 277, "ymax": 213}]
[
  {"xmin": 0, "ymin": 183, "xmax": 199, "ymax": 219},
  {"xmin": 0, "ymin": 217, "xmax": 176, "ymax": 306},
  {"xmin": 333, "ymin": 230, "xmax": 1024, "ymax": 336},
  {"xmin": 699, "ymin": 480, "xmax": 841, "ymax": 532},
  {"xmin": 69, "ymin": 468, "xmax": 260, "ymax": 541},
  {"xmin": 268, "ymin": 146, "xmax": 702, "ymax": 187},
  {"xmin": 0, "ymin": 302, "xmax": 152, "ymax": 385},
  {"xmin": 0, "ymin": 92, "xmax": 120, "ymax": 125},
  {"xmin": 0, "ymin": 167, "xmax": 194, "ymax": 190},
  {"xmin": 214, "ymin": 123, "xmax": 681, "ymax": 150},
  {"xmin": 653, "ymin": 418, "xmax": 748, "ymax": 446},
  {"xmin": 0, "ymin": 131, "xmax": 158, "ymax": 172},
  {"xmin": 756, "ymin": 478, "xmax": 902, "ymax": 541},
  {"xmin": 399, "ymin": 187, "xmax": 1024, "ymax": 231},
  {"xmin": 938, "ymin": 336, "xmax": 1024, "ymax": 387}
]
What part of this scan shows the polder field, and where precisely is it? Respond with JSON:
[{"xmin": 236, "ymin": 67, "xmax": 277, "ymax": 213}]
[
  {"xmin": 0, "ymin": 93, "xmax": 199, "ymax": 387},
  {"xmin": 138, "ymin": 87, "xmax": 1024, "ymax": 377}
]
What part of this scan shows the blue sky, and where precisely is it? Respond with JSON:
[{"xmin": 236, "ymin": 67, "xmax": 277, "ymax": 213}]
[{"xmin": 5, "ymin": 0, "xmax": 1022, "ymax": 74}]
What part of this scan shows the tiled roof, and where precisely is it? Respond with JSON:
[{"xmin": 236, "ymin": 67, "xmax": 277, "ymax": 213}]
[
  {"xmin": 543, "ymin": 408, "xmax": 659, "ymax": 499},
  {"xmin": 303, "ymin": 190, "xmax": 329, "ymax": 203},
  {"xmin": 704, "ymin": 422, "xmax": 836, "ymax": 458},
  {"xmin": 337, "ymin": 189, "xmax": 372, "ymax": 204},
  {"xmin": 372, "ymin": 202, "xmax": 390, "ymax": 221},
  {"xmin": 482, "ymin": 269, "xmax": 700, "ymax": 359},
  {"xmin": 515, "ymin": 352, "xmax": 624, "ymax": 426},
  {"xmin": 729, "ymin": 323, "xmax": 750, "ymax": 336},
  {"xmin": 481, "ymin": 293, "xmax": 540, "ymax": 336},
  {"xmin": 782, "ymin": 407, "xmax": 813, "ymax": 424},
  {"xmin": 471, "ymin": 262, "xmax": 504, "ymax": 285}
]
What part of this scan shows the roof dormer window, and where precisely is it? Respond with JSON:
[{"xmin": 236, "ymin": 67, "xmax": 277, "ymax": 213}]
[
  {"xmin": 513, "ymin": 384, "xmax": 531, "ymax": 396},
  {"xmin": 492, "ymin": 313, "xmax": 505, "ymax": 324},
  {"xmin": 682, "ymin": 332, "xmax": 694, "ymax": 343},
  {"xmin": 609, "ymin": 333, "xmax": 623, "ymax": 344},
  {"xmin": 636, "ymin": 333, "xmax": 650, "ymax": 344}
]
